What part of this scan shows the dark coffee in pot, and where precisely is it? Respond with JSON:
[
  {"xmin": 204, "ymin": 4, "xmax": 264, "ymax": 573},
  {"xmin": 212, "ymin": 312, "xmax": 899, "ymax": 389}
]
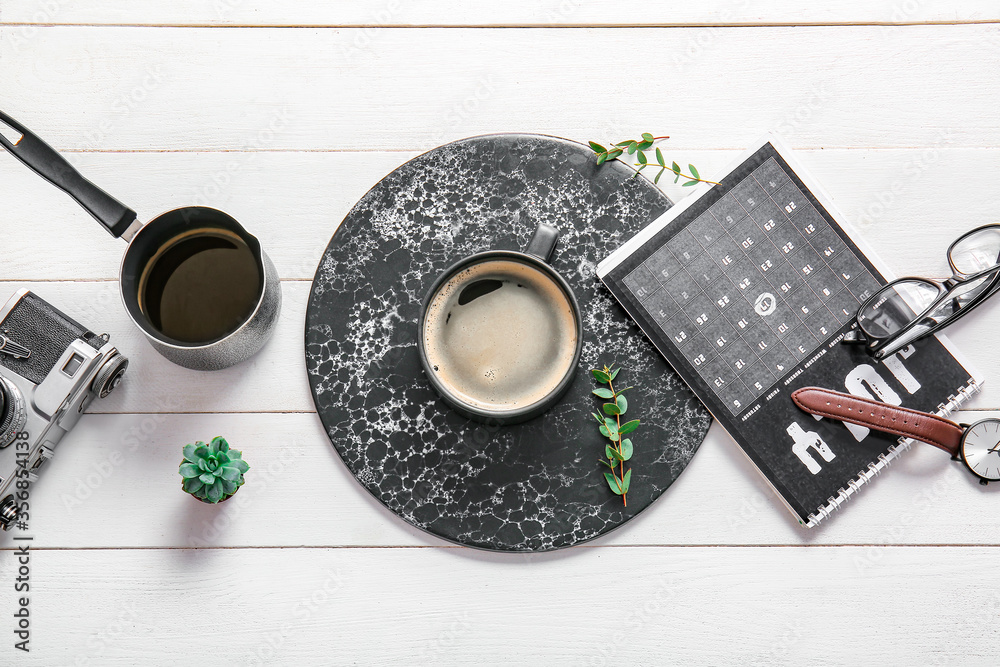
[
  {"xmin": 422, "ymin": 257, "xmax": 578, "ymax": 412},
  {"xmin": 138, "ymin": 228, "xmax": 262, "ymax": 343}
]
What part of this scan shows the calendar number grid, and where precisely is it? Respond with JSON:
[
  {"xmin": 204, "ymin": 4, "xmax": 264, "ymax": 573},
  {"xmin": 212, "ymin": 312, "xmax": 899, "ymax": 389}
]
[{"xmin": 621, "ymin": 158, "xmax": 880, "ymax": 415}]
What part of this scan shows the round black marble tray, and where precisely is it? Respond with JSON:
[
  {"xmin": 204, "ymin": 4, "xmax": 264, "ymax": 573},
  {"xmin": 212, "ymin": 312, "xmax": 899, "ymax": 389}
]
[{"xmin": 305, "ymin": 134, "xmax": 711, "ymax": 552}]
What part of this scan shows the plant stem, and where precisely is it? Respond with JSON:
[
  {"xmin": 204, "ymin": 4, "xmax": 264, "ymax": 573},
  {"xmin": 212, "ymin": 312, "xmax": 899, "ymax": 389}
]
[
  {"xmin": 604, "ymin": 136, "xmax": 670, "ymax": 144},
  {"xmin": 607, "ymin": 374, "xmax": 627, "ymax": 507},
  {"xmin": 636, "ymin": 165, "xmax": 721, "ymax": 186}
]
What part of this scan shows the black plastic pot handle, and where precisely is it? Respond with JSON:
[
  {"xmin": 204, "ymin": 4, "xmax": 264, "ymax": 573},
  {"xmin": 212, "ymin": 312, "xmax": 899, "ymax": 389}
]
[{"xmin": 0, "ymin": 110, "xmax": 137, "ymax": 238}]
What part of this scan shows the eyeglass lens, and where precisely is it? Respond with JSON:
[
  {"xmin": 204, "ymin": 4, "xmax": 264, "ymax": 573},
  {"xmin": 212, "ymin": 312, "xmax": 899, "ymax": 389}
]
[
  {"xmin": 925, "ymin": 273, "xmax": 995, "ymax": 322},
  {"xmin": 950, "ymin": 226, "xmax": 1000, "ymax": 275},
  {"xmin": 857, "ymin": 279, "xmax": 939, "ymax": 339}
]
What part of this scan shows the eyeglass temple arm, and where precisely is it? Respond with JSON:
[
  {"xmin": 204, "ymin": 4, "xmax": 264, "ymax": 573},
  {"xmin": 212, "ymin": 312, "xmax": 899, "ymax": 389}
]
[
  {"xmin": 841, "ymin": 322, "xmax": 931, "ymax": 358},
  {"xmin": 875, "ymin": 323, "xmax": 932, "ymax": 358}
]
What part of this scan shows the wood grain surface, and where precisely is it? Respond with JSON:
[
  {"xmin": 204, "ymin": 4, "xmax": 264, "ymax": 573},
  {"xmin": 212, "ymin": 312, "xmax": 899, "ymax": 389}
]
[
  {"xmin": 0, "ymin": 7, "xmax": 998, "ymax": 665},
  {"xmin": 3, "ymin": 0, "xmax": 999, "ymax": 26}
]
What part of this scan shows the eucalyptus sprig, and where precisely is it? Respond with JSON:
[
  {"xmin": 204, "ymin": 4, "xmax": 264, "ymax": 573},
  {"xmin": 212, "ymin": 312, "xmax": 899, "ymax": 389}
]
[
  {"xmin": 591, "ymin": 364, "xmax": 639, "ymax": 507},
  {"xmin": 589, "ymin": 133, "xmax": 719, "ymax": 187}
]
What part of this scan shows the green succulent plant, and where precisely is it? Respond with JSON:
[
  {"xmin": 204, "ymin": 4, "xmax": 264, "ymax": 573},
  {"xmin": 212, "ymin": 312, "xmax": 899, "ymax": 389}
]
[{"xmin": 178, "ymin": 437, "xmax": 249, "ymax": 504}]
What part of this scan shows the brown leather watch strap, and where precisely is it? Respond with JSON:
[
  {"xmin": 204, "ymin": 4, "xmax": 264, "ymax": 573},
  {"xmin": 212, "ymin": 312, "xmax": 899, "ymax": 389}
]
[{"xmin": 791, "ymin": 386, "xmax": 964, "ymax": 457}]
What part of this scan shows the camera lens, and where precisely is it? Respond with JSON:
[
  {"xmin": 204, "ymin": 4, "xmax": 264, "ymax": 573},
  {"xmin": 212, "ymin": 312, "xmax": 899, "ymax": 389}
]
[
  {"xmin": 0, "ymin": 377, "xmax": 26, "ymax": 449},
  {"xmin": 92, "ymin": 352, "xmax": 128, "ymax": 399},
  {"xmin": 0, "ymin": 495, "xmax": 19, "ymax": 531}
]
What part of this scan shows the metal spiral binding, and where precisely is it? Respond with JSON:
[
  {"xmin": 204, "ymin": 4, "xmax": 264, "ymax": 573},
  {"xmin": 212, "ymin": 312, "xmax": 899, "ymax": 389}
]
[{"xmin": 805, "ymin": 377, "xmax": 982, "ymax": 528}]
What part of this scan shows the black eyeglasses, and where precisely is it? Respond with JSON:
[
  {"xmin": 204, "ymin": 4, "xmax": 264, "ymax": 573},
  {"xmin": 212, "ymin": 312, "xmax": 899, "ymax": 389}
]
[{"xmin": 844, "ymin": 224, "xmax": 1000, "ymax": 359}]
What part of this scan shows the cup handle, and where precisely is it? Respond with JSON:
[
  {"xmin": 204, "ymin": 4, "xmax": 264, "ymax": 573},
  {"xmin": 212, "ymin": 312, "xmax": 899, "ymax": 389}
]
[{"xmin": 524, "ymin": 223, "xmax": 560, "ymax": 263}]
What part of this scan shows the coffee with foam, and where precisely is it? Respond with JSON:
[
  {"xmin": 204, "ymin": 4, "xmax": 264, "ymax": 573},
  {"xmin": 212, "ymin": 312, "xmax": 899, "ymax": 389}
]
[{"xmin": 422, "ymin": 258, "xmax": 579, "ymax": 413}]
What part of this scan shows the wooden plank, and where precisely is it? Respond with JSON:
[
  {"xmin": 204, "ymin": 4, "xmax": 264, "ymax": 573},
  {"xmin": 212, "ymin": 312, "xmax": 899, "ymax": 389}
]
[
  {"xmin": 3, "ymin": 148, "xmax": 999, "ymax": 411},
  {"xmin": 2, "ymin": 0, "xmax": 998, "ymax": 26},
  {"xmin": 0, "ymin": 151, "xmax": 415, "ymax": 283},
  {"xmin": 1, "ymin": 26, "xmax": 998, "ymax": 150},
  {"xmin": 1, "ymin": 546, "xmax": 997, "ymax": 664},
  {"xmin": 0, "ymin": 275, "xmax": 996, "ymax": 414},
  {"xmin": 0, "ymin": 148, "xmax": 995, "ymax": 283},
  {"xmin": 0, "ymin": 280, "xmax": 315, "ymax": 414},
  {"xmin": 13, "ymin": 411, "xmax": 1000, "ymax": 548}
]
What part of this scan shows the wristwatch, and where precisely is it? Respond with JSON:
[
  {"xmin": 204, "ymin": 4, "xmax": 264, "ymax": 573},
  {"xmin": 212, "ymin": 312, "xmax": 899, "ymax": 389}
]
[{"xmin": 791, "ymin": 386, "xmax": 1000, "ymax": 485}]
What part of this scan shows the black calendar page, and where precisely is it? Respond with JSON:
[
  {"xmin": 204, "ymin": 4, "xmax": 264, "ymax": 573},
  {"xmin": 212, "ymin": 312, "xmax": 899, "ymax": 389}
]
[
  {"xmin": 611, "ymin": 144, "xmax": 882, "ymax": 417},
  {"xmin": 601, "ymin": 141, "xmax": 978, "ymax": 524}
]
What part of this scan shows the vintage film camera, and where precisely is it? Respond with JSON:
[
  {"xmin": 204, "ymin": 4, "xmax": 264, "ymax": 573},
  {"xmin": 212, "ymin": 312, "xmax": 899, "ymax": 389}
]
[{"xmin": 0, "ymin": 289, "xmax": 128, "ymax": 529}]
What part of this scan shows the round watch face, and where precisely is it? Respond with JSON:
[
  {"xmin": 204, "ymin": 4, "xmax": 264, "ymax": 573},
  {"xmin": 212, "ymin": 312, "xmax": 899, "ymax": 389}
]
[{"xmin": 960, "ymin": 419, "xmax": 1000, "ymax": 481}]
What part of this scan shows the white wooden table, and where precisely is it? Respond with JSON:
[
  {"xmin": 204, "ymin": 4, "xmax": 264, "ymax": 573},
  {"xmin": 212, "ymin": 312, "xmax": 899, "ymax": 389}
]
[{"xmin": 1, "ymin": 3, "xmax": 999, "ymax": 664}]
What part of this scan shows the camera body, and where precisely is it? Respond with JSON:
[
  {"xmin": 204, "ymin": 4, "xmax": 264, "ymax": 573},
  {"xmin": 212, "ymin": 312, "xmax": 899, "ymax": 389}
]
[{"xmin": 0, "ymin": 289, "xmax": 127, "ymax": 530}]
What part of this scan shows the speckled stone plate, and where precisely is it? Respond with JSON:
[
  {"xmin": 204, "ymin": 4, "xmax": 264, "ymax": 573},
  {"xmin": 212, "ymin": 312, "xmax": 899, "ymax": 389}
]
[{"xmin": 305, "ymin": 134, "xmax": 711, "ymax": 552}]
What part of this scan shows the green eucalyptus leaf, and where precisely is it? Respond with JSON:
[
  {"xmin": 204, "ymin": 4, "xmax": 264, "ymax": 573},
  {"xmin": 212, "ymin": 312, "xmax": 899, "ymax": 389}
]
[
  {"xmin": 674, "ymin": 173, "xmax": 680, "ymax": 184},
  {"xmin": 605, "ymin": 444, "xmax": 618, "ymax": 461},
  {"xmin": 596, "ymin": 153, "xmax": 608, "ymax": 166},
  {"xmin": 637, "ymin": 164, "xmax": 647, "ymax": 172},
  {"xmin": 620, "ymin": 419, "xmax": 640, "ymax": 435},
  {"xmin": 604, "ymin": 472, "xmax": 624, "ymax": 495},
  {"xmin": 620, "ymin": 439, "xmax": 633, "ymax": 461},
  {"xmin": 599, "ymin": 425, "xmax": 610, "ymax": 438},
  {"xmin": 604, "ymin": 418, "xmax": 620, "ymax": 440},
  {"xmin": 655, "ymin": 147, "xmax": 665, "ymax": 166},
  {"xmin": 616, "ymin": 394, "xmax": 628, "ymax": 414},
  {"xmin": 592, "ymin": 387, "xmax": 615, "ymax": 399},
  {"xmin": 589, "ymin": 141, "xmax": 606, "ymax": 153},
  {"xmin": 637, "ymin": 151, "xmax": 647, "ymax": 165},
  {"xmin": 599, "ymin": 459, "xmax": 614, "ymax": 469},
  {"xmin": 609, "ymin": 367, "xmax": 620, "ymax": 381},
  {"xmin": 689, "ymin": 164, "xmax": 700, "ymax": 179},
  {"xmin": 654, "ymin": 169, "xmax": 664, "ymax": 185},
  {"xmin": 637, "ymin": 140, "xmax": 653, "ymax": 150},
  {"xmin": 602, "ymin": 402, "xmax": 621, "ymax": 416},
  {"xmin": 593, "ymin": 412, "xmax": 606, "ymax": 425},
  {"xmin": 672, "ymin": 161, "xmax": 681, "ymax": 174},
  {"xmin": 615, "ymin": 140, "xmax": 631, "ymax": 147},
  {"xmin": 621, "ymin": 469, "xmax": 632, "ymax": 494},
  {"xmin": 607, "ymin": 148, "xmax": 624, "ymax": 160},
  {"xmin": 642, "ymin": 132, "xmax": 654, "ymax": 142},
  {"xmin": 682, "ymin": 180, "xmax": 698, "ymax": 187},
  {"xmin": 591, "ymin": 369, "xmax": 611, "ymax": 383},
  {"xmin": 627, "ymin": 142, "xmax": 638, "ymax": 155}
]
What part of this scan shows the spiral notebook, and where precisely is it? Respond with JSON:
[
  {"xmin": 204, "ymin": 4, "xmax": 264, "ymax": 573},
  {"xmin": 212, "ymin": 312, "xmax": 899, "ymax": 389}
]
[{"xmin": 597, "ymin": 135, "xmax": 983, "ymax": 526}]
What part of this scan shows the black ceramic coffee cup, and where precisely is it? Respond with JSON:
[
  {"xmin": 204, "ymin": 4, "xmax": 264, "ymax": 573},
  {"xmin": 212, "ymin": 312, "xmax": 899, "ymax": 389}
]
[{"xmin": 418, "ymin": 223, "xmax": 583, "ymax": 425}]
